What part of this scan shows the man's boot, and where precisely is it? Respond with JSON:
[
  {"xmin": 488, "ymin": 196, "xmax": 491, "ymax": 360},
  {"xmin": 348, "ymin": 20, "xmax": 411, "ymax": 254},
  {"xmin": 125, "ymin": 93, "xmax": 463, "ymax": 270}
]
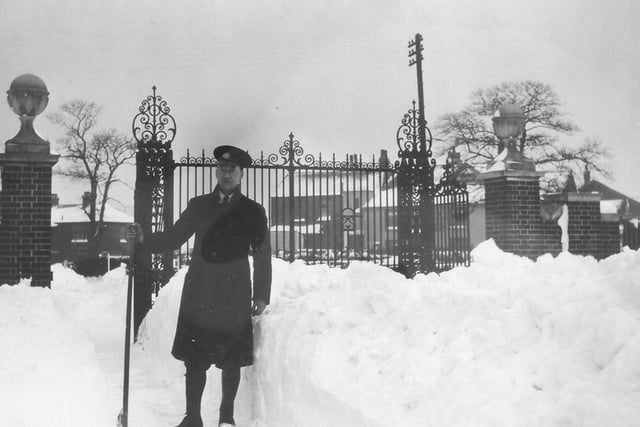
[
  {"xmin": 219, "ymin": 367, "xmax": 241, "ymax": 426},
  {"xmin": 176, "ymin": 362, "xmax": 208, "ymax": 427},
  {"xmin": 176, "ymin": 414, "xmax": 203, "ymax": 427}
]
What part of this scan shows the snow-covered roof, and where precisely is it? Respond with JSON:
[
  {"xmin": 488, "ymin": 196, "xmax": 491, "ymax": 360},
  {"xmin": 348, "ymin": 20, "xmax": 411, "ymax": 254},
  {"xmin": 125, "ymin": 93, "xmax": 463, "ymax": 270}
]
[
  {"xmin": 271, "ymin": 170, "xmax": 386, "ymax": 197},
  {"xmin": 359, "ymin": 182, "xmax": 485, "ymax": 210},
  {"xmin": 360, "ymin": 187, "xmax": 396, "ymax": 209},
  {"xmin": 580, "ymin": 180, "xmax": 640, "ymax": 217},
  {"xmin": 52, "ymin": 203, "xmax": 133, "ymax": 225},
  {"xmin": 600, "ymin": 199, "xmax": 623, "ymax": 215}
]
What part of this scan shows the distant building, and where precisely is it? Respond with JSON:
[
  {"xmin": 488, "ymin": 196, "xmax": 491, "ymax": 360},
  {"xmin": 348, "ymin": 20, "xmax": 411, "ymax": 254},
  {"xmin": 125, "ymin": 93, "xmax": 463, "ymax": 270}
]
[
  {"xmin": 51, "ymin": 192, "xmax": 133, "ymax": 266},
  {"xmin": 267, "ymin": 149, "xmax": 484, "ymax": 258},
  {"xmin": 269, "ymin": 168, "xmax": 380, "ymax": 257},
  {"xmin": 577, "ymin": 168, "xmax": 640, "ymax": 249},
  {"xmin": 578, "ymin": 172, "xmax": 640, "ymax": 221}
]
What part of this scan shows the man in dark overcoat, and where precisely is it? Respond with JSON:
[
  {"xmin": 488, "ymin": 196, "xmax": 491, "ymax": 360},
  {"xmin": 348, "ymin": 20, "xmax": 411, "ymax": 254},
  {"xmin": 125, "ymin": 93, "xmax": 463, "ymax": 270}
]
[{"xmin": 135, "ymin": 145, "xmax": 272, "ymax": 427}]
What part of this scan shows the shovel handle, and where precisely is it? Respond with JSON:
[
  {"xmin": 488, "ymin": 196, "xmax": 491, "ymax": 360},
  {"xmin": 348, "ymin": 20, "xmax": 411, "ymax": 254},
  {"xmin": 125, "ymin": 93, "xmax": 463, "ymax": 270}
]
[{"xmin": 120, "ymin": 236, "xmax": 136, "ymax": 427}]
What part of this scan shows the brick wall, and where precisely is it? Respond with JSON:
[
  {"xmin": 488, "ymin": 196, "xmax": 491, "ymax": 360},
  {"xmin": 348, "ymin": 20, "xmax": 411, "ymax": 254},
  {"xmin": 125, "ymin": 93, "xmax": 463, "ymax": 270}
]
[
  {"xmin": 0, "ymin": 158, "xmax": 57, "ymax": 287},
  {"xmin": 483, "ymin": 172, "xmax": 562, "ymax": 259},
  {"xmin": 480, "ymin": 168, "xmax": 623, "ymax": 261},
  {"xmin": 52, "ymin": 222, "xmax": 131, "ymax": 264},
  {"xmin": 546, "ymin": 193, "xmax": 621, "ymax": 260}
]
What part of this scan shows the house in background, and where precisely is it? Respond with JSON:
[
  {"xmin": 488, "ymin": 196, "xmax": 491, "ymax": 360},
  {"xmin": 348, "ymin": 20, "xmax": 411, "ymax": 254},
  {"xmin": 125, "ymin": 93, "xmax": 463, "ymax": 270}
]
[
  {"xmin": 467, "ymin": 164, "xmax": 640, "ymax": 252},
  {"xmin": 359, "ymin": 150, "xmax": 487, "ymax": 252},
  {"xmin": 51, "ymin": 192, "xmax": 133, "ymax": 267},
  {"xmin": 267, "ymin": 149, "xmax": 484, "ymax": 260},
  {"xmin": 577, "ymin": 168, "xmax": 640, "ymax": 249},
  {"xmin": 357, "ymin": 183, "xmax": 397, "ymax": 255},
  {"xmin": 268, "ymin": 163, "xmax": 385, "ymax": 258},
  {"xmin": 443, "ymin": 150, "xmax": 486, "ymax": 249},
  {"xmin": 259, "ymin": 147, "xmax": 640, "ymax": 260}
]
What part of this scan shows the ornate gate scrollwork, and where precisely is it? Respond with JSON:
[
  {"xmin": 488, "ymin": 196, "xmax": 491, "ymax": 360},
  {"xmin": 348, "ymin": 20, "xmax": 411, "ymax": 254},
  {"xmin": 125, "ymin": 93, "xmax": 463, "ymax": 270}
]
[
  {"xmin": 132, "ymin": 86, "xmax": 176, "ymax": 335},
  {"xmin": 395, "ymin": 33, "xmax": 470, "ymax": 277},
  {"xmin": 396, "ymin": 100, "xmax": 436, "ymax": 277}
]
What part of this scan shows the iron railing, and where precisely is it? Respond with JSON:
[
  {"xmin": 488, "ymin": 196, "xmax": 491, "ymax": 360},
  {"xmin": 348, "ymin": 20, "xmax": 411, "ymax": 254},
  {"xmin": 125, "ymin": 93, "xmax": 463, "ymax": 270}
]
[{"xmin": 174, "ymin": 133, "xmax": 399, "ymax": 270}]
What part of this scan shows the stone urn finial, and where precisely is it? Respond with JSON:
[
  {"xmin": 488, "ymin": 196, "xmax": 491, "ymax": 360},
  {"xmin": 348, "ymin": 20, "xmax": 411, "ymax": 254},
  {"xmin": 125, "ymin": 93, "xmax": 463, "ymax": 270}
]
[
  {"xmin": 488, "ymin": 103, "xmax": 535, "ymax": 171},
  {"xmin": 5, "ymin": 73, "xmax": 50, "ymax": 153}
]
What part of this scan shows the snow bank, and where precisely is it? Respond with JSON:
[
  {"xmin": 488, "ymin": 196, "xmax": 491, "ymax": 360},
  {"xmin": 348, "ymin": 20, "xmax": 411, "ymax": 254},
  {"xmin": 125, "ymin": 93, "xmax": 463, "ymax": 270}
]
[
  {"xmin": 2, "ymin": 241, "xmax": 640, "ymax": 426},
  {"xmin": 0, "ymin": 265, "xmax": 128, "ymax": 427},
  {"xmin": 248, "ymin": 240, "xmax": 640, "ymax": 426}
]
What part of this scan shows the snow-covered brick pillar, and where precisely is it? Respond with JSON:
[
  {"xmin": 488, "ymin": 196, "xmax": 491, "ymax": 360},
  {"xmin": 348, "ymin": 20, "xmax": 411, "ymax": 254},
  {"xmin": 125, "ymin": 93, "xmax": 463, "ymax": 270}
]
[
  {"xmin": 545, "ymin": 192, "xmax": 620, "ymax": 259},
  {"xmin": 0, "ymin": 75, "xmax": 59, "ymax": 287},
  {"xmin": 479, "ymin": 169, "xmax": 562, "ymax": 259},
  {"xmin": 480, "ymin": 104, "xmax": 562, "ymax": 259}
]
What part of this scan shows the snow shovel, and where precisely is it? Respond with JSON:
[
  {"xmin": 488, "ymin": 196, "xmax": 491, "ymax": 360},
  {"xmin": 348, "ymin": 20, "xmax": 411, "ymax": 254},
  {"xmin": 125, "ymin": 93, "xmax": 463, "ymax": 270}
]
[{"xmin": 118, "ymin": 231, "xmax": 136, "ymax": 427}]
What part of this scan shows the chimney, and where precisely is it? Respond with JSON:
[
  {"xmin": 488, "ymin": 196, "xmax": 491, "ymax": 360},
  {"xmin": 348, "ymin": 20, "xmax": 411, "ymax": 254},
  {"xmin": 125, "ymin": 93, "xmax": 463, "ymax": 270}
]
[
  {"xmin": 379, "ymin": 149, "xmax": 389, "ymax": 168},
  {"xmin": 51, "ymin": 193, "xmax": 59, "ymax": 207},
  {"xmin": 82, "ymin": 192, "xmax": 93, "ymax": 210},
  {"xmin": 447, "ymin": 149, "xmax": 461, "ymax": 165},
  {"xmin": 563, "ymin": 172, "xmax": 577, "ymax": 193},
  {"xmin": 583, "ymin": 164, "xmax": 591, "ymax": 185}
]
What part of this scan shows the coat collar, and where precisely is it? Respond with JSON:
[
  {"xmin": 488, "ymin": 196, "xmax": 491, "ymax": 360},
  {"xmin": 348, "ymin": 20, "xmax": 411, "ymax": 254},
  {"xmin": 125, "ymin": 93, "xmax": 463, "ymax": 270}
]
[{"xmin": 212, "ymin": 185, "xmax": 243, "ymax": 207}]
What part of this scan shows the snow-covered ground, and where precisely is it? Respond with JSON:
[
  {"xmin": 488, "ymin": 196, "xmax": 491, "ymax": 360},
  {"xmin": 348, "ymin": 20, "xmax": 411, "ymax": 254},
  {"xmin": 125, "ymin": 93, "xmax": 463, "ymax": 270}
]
[{"xmin": 2, "ymin": 240, "xmax": 640, "ymax": 427}]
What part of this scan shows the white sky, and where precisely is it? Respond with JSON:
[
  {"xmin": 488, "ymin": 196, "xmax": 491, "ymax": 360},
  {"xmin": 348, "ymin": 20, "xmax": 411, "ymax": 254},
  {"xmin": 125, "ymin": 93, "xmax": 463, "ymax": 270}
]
[{"xmin": 1, "ymin": 0, "xmax": 639, "ymax": 206}]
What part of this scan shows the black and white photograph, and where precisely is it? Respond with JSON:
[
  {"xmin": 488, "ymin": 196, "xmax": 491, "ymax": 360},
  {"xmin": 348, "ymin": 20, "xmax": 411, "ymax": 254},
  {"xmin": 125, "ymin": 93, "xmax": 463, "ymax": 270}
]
[{"xmin": 1, "ymin": 1, "xmax": 639, "ymax": 426}]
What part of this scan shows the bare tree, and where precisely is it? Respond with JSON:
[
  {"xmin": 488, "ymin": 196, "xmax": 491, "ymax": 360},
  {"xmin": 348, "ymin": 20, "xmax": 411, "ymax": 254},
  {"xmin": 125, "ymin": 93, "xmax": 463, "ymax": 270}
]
[
  {"xmin": 49, "ymin": 100, "xmax": 136, "ymax": 259},
  {"xmin": 435, "ymin": 81, "xmax": 610, "ymax": 192}
]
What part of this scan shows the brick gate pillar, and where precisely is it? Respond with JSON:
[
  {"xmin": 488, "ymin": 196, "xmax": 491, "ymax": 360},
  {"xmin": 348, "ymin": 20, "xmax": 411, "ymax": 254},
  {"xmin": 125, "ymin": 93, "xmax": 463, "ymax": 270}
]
[
  {"xmin": 478, "ymin": 103, "xmax": 561, "ymax": 258},
  {"xmin": 0, "ymin": 74, "xmax": 59, "ymax": 287},
  {"xmin": 479, "ymin": 169, "xmax": 561, "ymax": 258}
]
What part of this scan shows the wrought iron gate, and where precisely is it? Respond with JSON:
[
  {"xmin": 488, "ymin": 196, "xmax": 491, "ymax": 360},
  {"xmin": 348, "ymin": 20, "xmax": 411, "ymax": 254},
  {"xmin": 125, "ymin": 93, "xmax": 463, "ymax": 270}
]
[
  {"xmin": 132, "ymin": 86, "xmax": 471, "ymax": 334},
  {"xmin": 174, "ymin": 133, "xmax": 398, "ymax": 270},
  {"xmin": 395, "ymin": 100, "xmax": 470, "ymax": 277},
  {"xmin": 395, "ymin": 33, "xmax": 470, "ymax": 277},
  {"xmin": 132, "ymin": 86, "xmax": 176, "ymax": 333},
  {"xmin": 131, "ymin": 33, "xmax": 470, "ymax": 334}
]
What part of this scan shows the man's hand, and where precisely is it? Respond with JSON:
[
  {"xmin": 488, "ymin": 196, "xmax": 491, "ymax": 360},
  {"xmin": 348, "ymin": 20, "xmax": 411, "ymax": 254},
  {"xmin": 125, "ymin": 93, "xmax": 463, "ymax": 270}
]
[
  {"xmin": 252, "ymin": 300, "xmax": 267, "ymax": 316},
  {"xmin": 127, "ymin": 223, "xmax": 144, "ymax": 244}
]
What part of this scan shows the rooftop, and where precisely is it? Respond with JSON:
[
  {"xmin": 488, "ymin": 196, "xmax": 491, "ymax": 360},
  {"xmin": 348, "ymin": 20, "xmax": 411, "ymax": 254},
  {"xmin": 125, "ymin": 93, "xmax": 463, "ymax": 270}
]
[{"xmin": 52, "ymin": 203, "xmax": 133, "ymax": 225}]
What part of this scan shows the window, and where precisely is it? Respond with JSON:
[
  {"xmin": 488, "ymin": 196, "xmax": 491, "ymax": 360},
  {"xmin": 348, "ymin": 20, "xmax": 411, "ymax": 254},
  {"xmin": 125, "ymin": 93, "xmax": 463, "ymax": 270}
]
[
  {"xmin": 387, "ymin": 210, "xmax": 397, "ymax": 229},
  {"xmin": 71, "ymin": 225, "xmax": 88, "ymax": 243}
]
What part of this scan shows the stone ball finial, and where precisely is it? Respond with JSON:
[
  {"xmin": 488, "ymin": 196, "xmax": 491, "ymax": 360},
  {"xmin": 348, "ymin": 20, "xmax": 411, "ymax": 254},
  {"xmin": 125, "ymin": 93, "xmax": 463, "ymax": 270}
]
[{"xmin": 7, "ymin": 74, "xmax": 50, "ymax": 117}]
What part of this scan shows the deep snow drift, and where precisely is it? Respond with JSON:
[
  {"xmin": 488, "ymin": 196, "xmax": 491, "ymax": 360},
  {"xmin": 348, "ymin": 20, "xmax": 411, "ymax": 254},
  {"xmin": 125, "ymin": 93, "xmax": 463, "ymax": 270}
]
[{"xmin": 1, "ymin": 240, "xmax": 640, "ymax": 426}]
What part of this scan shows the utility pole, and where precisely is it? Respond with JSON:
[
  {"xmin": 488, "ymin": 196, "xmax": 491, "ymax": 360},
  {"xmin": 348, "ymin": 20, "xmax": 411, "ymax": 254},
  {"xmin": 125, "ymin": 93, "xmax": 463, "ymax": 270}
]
[
  {"xmin": 409, "ymin": 34, "xmax": 427, "ymax": 154},
  {"xmin": 407, "ymin": 33, "xmax": 435, "ymax": 272}
]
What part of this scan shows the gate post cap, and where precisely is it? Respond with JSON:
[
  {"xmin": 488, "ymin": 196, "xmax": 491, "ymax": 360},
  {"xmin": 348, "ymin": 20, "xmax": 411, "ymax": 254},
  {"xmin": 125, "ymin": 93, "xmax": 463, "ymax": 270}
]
[{"xmin": 7, "ymin": 74, "xmax": 49, "ymax": 117}]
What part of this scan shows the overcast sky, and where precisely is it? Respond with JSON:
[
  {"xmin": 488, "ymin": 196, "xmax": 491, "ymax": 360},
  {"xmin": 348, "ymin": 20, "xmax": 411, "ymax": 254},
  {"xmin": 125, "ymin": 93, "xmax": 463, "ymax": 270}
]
[{"xmin": 1, "ymin": 0, "xmax": 639, "ymax": 206}]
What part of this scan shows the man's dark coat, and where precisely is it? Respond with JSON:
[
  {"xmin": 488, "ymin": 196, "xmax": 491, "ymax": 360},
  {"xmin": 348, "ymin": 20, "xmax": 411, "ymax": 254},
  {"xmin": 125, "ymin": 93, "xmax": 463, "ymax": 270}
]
[{"xmin": 143, "ymin": 187, "xmax": 272, "ymax": 368}]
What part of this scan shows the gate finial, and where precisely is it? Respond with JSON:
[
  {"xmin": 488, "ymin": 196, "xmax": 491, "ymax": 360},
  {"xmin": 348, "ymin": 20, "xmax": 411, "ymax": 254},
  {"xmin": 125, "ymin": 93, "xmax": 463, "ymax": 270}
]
[{"xmin": 133, "ymin": 85, "xmax": 176, "ymax": 150}]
